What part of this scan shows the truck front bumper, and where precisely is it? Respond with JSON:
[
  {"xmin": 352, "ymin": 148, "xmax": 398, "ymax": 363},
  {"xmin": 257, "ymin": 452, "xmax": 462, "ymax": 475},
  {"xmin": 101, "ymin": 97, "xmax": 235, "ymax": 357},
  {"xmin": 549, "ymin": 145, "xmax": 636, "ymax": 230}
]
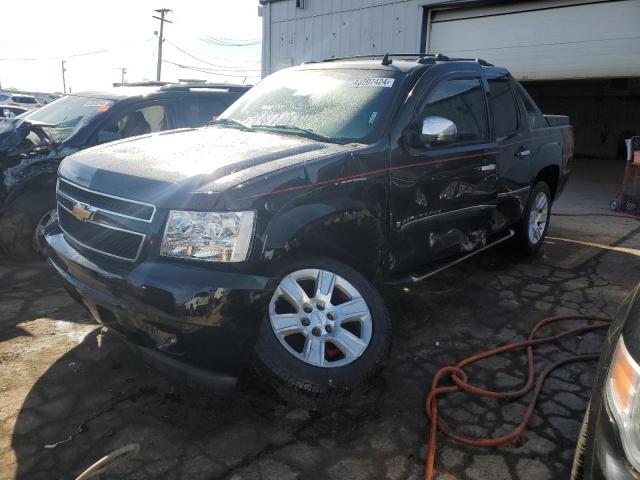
[{"xmin": 45, "ymin": 224, "xmax": 275, "ymax": 390}]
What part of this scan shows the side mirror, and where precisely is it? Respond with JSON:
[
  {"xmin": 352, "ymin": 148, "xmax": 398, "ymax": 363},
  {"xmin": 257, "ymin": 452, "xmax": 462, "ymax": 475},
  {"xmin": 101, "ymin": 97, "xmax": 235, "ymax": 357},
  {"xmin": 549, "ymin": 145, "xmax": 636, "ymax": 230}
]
[
  {"xmin": 421, "ymin": 116, "xmax": 458, "ymax": 146},
  {"xmin": 97, "ymin": 130, "xmax": 121, "ymax": 144}
]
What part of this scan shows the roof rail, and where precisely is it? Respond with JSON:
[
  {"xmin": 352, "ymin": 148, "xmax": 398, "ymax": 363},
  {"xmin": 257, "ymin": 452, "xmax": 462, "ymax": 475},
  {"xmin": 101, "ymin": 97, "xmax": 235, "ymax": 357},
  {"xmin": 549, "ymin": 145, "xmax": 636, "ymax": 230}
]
[
  {"xmin": 159, "ymin": 83, "xmax": 252, "ymax": 92},
  {"xmin": 320, "ymin": 53, "xmax": 493, "ymax": 67},
  {"xmin": 112, "ymin": 81, "xmax": 175, "ymax": 87}
]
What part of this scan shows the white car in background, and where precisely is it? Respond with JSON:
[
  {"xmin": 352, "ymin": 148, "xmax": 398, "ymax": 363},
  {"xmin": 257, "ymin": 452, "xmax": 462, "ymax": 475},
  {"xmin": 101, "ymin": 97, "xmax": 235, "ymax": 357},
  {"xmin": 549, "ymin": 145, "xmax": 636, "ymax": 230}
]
[{"xmin": 0, "ymin": 93, "xmax": 41, "ymax": 110}]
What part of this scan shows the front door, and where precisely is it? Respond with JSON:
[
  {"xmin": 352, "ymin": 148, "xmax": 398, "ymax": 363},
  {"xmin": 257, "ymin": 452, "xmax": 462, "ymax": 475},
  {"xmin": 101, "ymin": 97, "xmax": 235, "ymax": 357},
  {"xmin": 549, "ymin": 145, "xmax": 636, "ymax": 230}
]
[{"xmin": 389, "ymin": 71, "xmax": 498, "ymax": 273}]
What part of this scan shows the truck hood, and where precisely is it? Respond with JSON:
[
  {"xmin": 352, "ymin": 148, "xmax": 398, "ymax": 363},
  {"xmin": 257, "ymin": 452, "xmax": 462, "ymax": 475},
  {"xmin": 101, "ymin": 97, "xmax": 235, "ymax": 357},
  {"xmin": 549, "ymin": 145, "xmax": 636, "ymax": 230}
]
[{"xmin": 59, "ymin": 126, "xmax": 348, "ymax": 202}]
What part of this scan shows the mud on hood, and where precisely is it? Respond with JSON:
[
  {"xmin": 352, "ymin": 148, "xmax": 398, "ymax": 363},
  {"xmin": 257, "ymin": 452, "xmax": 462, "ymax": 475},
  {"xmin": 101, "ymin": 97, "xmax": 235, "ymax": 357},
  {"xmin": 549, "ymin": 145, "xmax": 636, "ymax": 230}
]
[{"xmin": 60, "ymin": 126, "xmax": 332, "ymax": 187}]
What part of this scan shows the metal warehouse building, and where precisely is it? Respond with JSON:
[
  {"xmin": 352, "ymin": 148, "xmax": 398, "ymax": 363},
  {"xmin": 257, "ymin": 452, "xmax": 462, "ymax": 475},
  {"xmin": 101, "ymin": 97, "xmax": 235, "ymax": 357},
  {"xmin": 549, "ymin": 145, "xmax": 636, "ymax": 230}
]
[{"xmin": 259, "ymin": 0, "xmax": 640, "ymax": 159}]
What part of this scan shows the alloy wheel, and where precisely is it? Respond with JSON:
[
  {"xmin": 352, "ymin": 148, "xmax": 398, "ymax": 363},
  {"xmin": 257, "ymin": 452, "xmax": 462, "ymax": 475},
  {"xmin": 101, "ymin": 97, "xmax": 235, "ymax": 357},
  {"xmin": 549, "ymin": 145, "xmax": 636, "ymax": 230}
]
[
  {"xmin": 528, "ymin": 191, "xmax": 548, "ymax": 245},
  {"xmin": 269, "ymin": 268, "xmax": 372, "ymax": 368}
]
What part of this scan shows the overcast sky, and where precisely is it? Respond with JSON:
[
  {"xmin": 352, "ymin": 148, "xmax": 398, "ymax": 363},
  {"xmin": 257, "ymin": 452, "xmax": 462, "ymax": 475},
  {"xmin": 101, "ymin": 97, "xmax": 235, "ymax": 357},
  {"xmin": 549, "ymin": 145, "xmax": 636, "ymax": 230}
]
[{"xmin": 0, "ymin": 0, "xmax": 262, "ymax": 93}]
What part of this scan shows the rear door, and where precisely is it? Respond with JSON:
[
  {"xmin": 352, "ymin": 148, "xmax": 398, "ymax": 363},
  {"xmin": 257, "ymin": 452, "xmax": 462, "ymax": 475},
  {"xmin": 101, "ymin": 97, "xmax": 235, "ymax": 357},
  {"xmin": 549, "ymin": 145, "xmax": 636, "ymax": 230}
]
[
  {"xmin": 488, "ymin": 73, "xmax": 533, "ymax": 226},
  {"xmin": 389, "ymin": 67, "xmax": 498, "ymax": 273}
]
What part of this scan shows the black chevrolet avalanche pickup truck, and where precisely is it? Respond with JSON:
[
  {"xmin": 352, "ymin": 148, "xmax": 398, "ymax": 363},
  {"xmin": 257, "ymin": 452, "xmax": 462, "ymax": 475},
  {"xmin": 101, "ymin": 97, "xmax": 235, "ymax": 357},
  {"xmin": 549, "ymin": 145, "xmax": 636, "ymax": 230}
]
[{"xmin": 45, "ymin": 54, "xmax": 573, "ymax": 402}]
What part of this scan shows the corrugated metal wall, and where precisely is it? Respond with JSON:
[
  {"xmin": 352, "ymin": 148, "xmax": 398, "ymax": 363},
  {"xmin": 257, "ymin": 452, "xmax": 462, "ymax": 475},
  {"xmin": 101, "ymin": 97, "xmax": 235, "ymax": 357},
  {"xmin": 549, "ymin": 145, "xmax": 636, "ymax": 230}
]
[{"xmin": 265, "ymin": 0, "xmax": 432, "ymax": 74}]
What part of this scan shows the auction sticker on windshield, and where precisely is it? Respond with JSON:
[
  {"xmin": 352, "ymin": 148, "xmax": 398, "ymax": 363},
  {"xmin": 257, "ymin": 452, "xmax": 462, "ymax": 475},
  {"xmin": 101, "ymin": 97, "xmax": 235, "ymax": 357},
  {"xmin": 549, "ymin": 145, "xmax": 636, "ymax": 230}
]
[
  {"xmin": 351, "ymin": 78, "xmax": 395, "ymax": 88},
  {"xmin": 83, "ymin": 99, "xmax": 113, "ymax": 107}
]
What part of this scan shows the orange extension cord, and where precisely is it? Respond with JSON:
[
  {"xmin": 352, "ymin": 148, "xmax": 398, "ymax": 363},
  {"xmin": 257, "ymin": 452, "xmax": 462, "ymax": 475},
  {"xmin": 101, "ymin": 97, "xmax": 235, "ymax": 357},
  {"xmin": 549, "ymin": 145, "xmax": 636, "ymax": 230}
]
[
  {"xmin": 424, "ymin": 315, "xmax": 612, "ymax": 480},
  {"xmin": 423, "ymin": 210, "xmax": 638, "ymax": 479},
  {"xmin": 552, "ymin": 211, "xmax": 640, "ymax": 220}
]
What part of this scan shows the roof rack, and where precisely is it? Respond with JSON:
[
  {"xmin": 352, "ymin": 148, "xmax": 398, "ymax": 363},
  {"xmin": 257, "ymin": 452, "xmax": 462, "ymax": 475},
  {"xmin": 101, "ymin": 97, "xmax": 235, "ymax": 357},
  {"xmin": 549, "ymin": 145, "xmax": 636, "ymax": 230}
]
[
  {"xmin": 320, "ymin": 53, "xmax": 493, "ymax": 67},
  {"xmin": 111, "ymin": 81, "xmax": 252, "ymax": 91},
  {"xmin": 112, "ymin": 81, "xmax": 175, "ymax": 87},
  {"xmin": 159, "ymin": 83, "xmax": 252, "ymax": 92}
]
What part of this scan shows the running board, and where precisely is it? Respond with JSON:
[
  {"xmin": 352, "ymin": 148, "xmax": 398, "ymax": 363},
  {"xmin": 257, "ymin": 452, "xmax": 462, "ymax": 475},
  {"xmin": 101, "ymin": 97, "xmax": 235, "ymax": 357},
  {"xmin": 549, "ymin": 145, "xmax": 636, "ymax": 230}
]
[{"xmin": 390, "ymin": 229, "xmax": 515, "ymax": 285}]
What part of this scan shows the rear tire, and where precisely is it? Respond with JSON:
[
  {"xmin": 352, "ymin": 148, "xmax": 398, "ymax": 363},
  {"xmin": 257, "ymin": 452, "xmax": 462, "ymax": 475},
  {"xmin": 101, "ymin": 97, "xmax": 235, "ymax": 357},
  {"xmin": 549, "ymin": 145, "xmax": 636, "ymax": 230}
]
[
  {"xmin": 514, "ymin": 181, "xmax": 551, "ymax": 255},
  {"xmin": 0, "ymin": 187, "xmax": 56, "ymax": 260},
  {"xmin": 252, "ymin": 257, "xmax": 391, "ymax": 407}
]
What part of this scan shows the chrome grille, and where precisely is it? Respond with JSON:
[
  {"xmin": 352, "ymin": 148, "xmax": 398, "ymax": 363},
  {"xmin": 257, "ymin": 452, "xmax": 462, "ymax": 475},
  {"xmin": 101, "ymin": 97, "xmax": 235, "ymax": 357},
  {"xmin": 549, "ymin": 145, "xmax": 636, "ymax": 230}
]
[
  {"xmin": 57, "ymin": 178, "xmax": 155, "ymax": 222},
  {"xmin": 56, "ymin": 179, "xmax": 154, "ymax": 262}
]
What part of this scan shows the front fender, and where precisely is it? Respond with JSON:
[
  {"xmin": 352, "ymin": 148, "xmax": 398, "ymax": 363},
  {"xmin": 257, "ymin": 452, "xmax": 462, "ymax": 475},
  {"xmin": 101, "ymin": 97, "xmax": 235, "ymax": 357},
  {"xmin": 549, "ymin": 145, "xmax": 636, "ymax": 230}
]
[{"xmin": 261, "ymin": 183, "xmax": 388, "ymax": 281}]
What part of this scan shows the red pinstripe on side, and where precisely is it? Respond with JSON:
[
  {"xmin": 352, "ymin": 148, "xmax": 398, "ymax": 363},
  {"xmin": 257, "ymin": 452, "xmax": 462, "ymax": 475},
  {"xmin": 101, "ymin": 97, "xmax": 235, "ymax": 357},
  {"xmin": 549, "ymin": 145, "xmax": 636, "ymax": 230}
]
[{"xmin": 237, "ymin": 150, "xmax": 498, "ymax": 200}]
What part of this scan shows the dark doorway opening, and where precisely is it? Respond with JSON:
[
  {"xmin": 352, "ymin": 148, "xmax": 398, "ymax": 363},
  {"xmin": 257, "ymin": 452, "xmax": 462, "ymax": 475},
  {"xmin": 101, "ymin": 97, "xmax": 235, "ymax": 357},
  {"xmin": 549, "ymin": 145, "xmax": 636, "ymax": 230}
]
[{"xmin": 523, "ymin": 78, "xmax": 640, "ymax": 160}]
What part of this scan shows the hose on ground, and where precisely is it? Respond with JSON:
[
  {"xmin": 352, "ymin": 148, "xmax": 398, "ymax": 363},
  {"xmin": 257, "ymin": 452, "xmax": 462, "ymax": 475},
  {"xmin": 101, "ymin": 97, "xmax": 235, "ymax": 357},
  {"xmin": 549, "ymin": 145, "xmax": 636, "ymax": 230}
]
[
  {"xmin": 552, "ymin": 211, "xmax": 640, "ymax": 220},
  {"xmin": 424, "ymin": 315, "xmax": 611, "ymax": 480},
  {"xmin": 75, "ymin": 443, "xmax": 140, "ymax": 480}
]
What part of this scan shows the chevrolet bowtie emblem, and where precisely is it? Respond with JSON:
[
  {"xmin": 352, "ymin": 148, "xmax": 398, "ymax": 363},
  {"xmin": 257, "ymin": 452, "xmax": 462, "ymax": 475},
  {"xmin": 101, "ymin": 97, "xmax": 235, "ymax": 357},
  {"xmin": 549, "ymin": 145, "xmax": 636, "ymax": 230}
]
[{"xmin": 71, "ymin": 202, "xmax": 95, "ymax": 222}]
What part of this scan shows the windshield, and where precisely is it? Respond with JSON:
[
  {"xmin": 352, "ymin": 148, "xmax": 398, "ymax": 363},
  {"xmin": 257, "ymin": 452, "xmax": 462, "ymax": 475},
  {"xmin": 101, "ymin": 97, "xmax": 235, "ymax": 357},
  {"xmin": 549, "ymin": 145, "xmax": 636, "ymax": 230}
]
[
  {"xmin": 221, "ymin": 68, "xmax": 400, "ymax": 142},
  {"xmin": 23, "ymin": 95, "xmax": 114, "ymax": 143}
]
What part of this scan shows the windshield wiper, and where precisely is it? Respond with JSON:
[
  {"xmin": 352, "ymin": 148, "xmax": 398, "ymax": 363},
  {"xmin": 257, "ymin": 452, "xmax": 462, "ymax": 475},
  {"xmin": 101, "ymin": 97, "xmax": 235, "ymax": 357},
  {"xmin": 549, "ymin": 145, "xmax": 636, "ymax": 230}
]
[
  {"xmin": 211, "ymin": 118, "xmax": 253, "ymax": 131},
  {"xmin": 251, "ymin": 124, "xmax": 334, "ymax": 143}
]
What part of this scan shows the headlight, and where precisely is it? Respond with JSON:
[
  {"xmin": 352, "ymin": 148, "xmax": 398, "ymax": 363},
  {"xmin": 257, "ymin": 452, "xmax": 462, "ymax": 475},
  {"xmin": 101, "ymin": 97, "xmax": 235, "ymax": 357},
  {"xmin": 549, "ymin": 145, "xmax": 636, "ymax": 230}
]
[
  {"xmin": 160, "ymin": 210, "xmax": 255, "ymax": 262},
  {"xmin": 606, "ymin": 336, "xmax": 640, "ymax": 470}
]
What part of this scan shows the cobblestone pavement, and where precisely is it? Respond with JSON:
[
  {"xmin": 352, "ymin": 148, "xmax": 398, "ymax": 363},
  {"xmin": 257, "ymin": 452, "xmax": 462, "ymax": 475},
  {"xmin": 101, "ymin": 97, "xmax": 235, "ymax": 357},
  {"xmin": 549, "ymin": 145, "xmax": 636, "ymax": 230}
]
[{"xmin": 2, "ymin": 164, "xmax": 640, "ymax": 479}]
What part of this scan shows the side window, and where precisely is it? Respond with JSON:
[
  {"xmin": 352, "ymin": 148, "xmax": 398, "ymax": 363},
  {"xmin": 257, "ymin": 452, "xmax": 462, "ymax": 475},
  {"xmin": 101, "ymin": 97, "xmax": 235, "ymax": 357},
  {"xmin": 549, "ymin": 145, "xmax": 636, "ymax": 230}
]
[
  {"xmin": 179, "ymin": 98, "xmax": 226, "ymax": 128},
  {"xmin": 420, "ymin": 77, "xmax": 489, "ymax": 144},
  {"xmin": 488, "ymin": 78, "xmax": 519, "ymax": 138},
  {"xmin": 514, "ymin": 82, "xmax": 547, "ymax": 129},
  {"xmin": 98, "ymin": 104, "xmax": 169, "ymax": 143}
]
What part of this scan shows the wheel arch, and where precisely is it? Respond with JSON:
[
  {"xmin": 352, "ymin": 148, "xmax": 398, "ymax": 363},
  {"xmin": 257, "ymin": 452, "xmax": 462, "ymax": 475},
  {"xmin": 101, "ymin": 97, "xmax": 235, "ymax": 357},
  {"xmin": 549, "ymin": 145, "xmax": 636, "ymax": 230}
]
[
  {"xmin": 260, "ymin": 185, "xmax": 388, "ymax": 281},
  {"xmin": 534, "ymin": 164, "xmax": 560, "ymax": 200}
]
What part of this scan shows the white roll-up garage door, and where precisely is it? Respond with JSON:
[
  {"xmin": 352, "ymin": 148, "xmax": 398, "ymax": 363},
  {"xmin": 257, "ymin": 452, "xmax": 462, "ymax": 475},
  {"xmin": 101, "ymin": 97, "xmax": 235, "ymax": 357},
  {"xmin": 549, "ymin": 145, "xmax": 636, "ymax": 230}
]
[{"xmin": 427, "ymin": 0, "xmax": 640, "ymax": 80}]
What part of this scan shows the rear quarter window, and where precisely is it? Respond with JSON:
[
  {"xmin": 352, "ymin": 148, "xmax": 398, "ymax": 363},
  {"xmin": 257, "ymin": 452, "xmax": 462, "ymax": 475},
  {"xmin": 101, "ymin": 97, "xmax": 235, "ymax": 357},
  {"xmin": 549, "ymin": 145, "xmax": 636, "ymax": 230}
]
[
  {"xmin": 515, "ymin": 82, "xmax": 547, "ymax": 129},
  {"xmin": 488, "ymin": 78, "xmax": 519, "ymax": 138}
]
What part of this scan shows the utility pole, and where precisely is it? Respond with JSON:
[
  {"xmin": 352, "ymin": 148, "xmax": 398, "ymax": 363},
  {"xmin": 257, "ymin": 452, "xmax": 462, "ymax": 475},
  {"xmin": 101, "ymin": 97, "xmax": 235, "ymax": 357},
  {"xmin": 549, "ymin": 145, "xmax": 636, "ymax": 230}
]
[
  {"xmin": 61, "ymin": 60, "xmax": 67, "ymax": 94},
  {"xmin": 153, "ymin": 8, "xmax": 172, "ymax": 81},
  {"xmin": 115, "ymin": 67, "xmax": 127, "ymax": 84}
]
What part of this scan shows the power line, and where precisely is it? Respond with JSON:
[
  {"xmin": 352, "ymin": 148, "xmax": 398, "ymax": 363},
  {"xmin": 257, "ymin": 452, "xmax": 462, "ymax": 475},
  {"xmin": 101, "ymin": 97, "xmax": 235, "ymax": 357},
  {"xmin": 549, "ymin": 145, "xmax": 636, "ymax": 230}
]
[
  {"xmin": 163, "ymin": 60, "xmax": 260, "ymax": 79},
  {"xmin": 0, "ymin": 38, "xmax": 155, "ymax": 62},
  {"xmin": 200, "ymin": 36, "xmax": 262, "ymax": 47},
  {"xmin": 163, "ymin": 60, "xmax": 259, "ymax": 78},
  {"xmin": 165, "ymin": 40, "xmax": 260, "ymax": 72}
]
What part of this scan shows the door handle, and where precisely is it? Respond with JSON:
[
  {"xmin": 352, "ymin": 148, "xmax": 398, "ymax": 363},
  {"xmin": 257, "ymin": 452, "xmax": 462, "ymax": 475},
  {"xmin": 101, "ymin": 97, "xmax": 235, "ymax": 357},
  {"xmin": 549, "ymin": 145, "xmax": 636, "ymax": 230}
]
[
  {"xmin": 479, "ymin": 164, "xmax": 496, "ymax": 171},
  {"xmin": 515, "ymin": 149, "xmax": 531, "ymax": 158}
]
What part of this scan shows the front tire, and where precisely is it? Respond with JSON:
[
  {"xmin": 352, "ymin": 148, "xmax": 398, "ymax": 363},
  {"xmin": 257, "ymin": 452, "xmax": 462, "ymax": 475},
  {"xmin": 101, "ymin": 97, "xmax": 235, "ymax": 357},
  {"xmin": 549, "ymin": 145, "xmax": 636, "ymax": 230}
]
[
  {"xmin": 252, "ymin": 257, "xmax": 391, "ymax": 406},
  {"xmin": 0, "ymin": 187, "xmax": 56, "ymax": 260},
  {"xmin": 514, "ymin": 181, "xmax": 551, "ymax": 255}
]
